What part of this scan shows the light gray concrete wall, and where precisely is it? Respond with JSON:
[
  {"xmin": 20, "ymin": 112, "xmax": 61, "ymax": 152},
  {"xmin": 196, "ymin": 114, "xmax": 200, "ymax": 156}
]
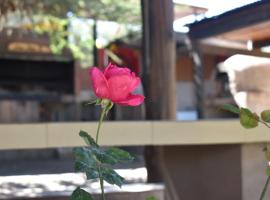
[
  {"xmin": 160, "ymin": 145, "xmax": 242, "ymax": 200},
  {"xmin": 176, "ymin": 81, "xmax": 214, "ymax": 112}
]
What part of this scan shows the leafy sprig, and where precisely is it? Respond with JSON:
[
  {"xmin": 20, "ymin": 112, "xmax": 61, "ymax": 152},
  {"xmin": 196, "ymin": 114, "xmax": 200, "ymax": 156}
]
[
  {"xmin": 222, "ymin": 104, "xmax": 270, "ymax": 129},
  {"xmin": 222, "ymin": 104, "xmax": 270, "ymax": 200},
  {"xmin": 71, "ymin": 130, "xmax": 134, "ymax": 199}
]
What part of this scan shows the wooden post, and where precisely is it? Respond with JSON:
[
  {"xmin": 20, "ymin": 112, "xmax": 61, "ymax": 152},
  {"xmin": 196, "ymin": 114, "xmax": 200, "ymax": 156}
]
[
  {"xmin": 184, "ymin": 37, "xmax": 204, "ymax": 119},
  {"xmin": 190, "ymin": 41, "xmax": 204, "ymax": 118},
  {"xmin": 141, "ymin": 0, "xmax": 176, "ymax": 120},
  {"xmin": 93, "ymin": 20, "xmax": 98, "ymax": 66},
  {"xmin": 141, "ymin": 0, "xmax": 177, "ymax": 199}
]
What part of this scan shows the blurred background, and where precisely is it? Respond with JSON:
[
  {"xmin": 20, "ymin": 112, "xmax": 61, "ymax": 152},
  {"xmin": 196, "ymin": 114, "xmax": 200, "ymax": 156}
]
[{"xmin": 1, "ymin": 0, "xmax": 270, "ymax": 199}]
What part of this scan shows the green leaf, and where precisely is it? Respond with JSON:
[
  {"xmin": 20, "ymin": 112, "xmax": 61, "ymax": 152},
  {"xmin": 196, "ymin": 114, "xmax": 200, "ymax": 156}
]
[
  {"xmin": 105, "ymin": 147, "xmax": 134, "ymax": 163},
  {"xmin": 145, "ymin": 196, "xmax": 158, "ymax": 200},
  {"xmin": 95, "ymin": 98, "xmax": 102, "ymax": 105},
  {"xmin": 92, "ymin": 148, "xmax": 118, "ymax": 165},
  {"xmin": 240, "ymin": 108, "xmax": 258, "ymax": 129},
  {"xmin": 106, "ymin": 101, "xmax": 114, "ymax": 112},
  {"xmin": 266, "ymin": 166, "xmax": 270, "ymax": 177},
  {"xmin": 261, "ymin": 110, "xmax": 270, "ymax": 123},
  {"xmin": 70, "ymin": 187, "xmax": 94, "ymax": 200},
  {"xmin": 100, "ymin": 167, "xmax": 124, "ymax": 187},
  {"xmin": 78, "ymin": 146, "xmax": 117, "ymax": 165},
  {"xmin": 73, "ymin": 140, "xmax": 131, "ymax": 187},
  {"xmin": 88, "ymin": 147, "xmax": 133, "ymax": 166},
  {"xmin": 221, "ymin": 104, "xmax": 240, "ymax": 114},
  {"xmin": 73, "ymin": 147, "xmax": 99, "ymax": 180},
  {"xmin": 265, "ymin": 145, "xmax": 270, "ymax": 161},
  {"xmin": 79, "ymin": 130, "xmax": 98, "ymax": 147}
]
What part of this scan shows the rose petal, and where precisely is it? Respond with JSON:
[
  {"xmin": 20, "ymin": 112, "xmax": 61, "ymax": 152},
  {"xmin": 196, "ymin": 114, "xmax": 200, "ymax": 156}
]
[
  {"xmin": 107, "ymin": 75, "xmax": 132, "ymax": 101},
  {"xmin": 116, "ymin": 94, "xmax": 145, "ymax": 106},
  {"xmin": 89, "ymin": 67, "xmax": 109, "ymax": 99},
  {"xmin": 129, "ymin": 72, "xmax": 141, "ymax": 92},
  {"xmin": 104, "ymin": 63, "xmax": 131, "ymax": 79}
]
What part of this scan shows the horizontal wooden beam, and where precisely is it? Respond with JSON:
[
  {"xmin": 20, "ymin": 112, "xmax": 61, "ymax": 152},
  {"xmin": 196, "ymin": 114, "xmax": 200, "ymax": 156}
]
[
  {"xmin": 200, "ymin": 38, "xmax": 248, "ymax": 50},
  {"xmin": 253, "ymin": 38, "xmax": 270, "ymax": 48},
  {"xmin": 199, "ymin": 42, "xmax": 270, "ymax": 58},
  {"xmin": 0, "ymin": 52, "xmax": 73, "ymax": 62},
  {"xmin": 0, "ymin": 120, "xmax": 270, "ymax": 149},
  {"xmin": 188, "ymin": 1, "xmax": 270, "ymax": 39}
]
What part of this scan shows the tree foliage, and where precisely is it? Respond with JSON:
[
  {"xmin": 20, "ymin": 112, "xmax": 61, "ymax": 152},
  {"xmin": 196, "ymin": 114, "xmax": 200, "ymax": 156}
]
[
  {"xmin": 0, "ymin": 0, "xmax": 141, "ymax": 24},
  {"xmin": 0, "ymin": 0, "xmax": 141, "ymax": 64}
]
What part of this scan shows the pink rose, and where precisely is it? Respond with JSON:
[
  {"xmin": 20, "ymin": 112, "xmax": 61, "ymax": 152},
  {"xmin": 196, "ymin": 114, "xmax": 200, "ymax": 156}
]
[{"xmin": 90, "ymin": 63, "xmax": 145, "ymax": 106}]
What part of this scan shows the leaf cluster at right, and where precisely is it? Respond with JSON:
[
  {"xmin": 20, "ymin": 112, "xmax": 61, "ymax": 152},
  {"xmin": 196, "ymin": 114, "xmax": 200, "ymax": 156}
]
[{"xmin": 222, "ymin": 104, "xmax": 270, "ymax": 129}]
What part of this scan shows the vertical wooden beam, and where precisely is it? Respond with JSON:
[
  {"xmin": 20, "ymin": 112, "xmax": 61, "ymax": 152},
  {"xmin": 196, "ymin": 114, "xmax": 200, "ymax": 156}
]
[
  {"xmin": 93, "ymin": 20, "xmax": 98, "ymax": 66},
  {"xmin": 191, "ymin": 41, "xmax": 204, "ymax": 118},
  {"xmin": 141, "ymin": 0, "xmax": 177, "ymax": 199},
  {"xmin": 142, "ymin": 0, "xmax": 176, "ymax": 120},
  {"xmin": 184, "ymin": 38, "xmax": 204, "ymax": 119}
]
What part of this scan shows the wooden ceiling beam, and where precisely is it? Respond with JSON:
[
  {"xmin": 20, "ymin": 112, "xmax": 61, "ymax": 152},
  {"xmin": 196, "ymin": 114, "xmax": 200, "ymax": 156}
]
[
  {"xmin": 198, "ymin": 42, "xmax": 270, "ymax": 58},
  {"xmin": 200, "ymin": 38, "xmax": 247, "ymax": 50},
  {"xmin": 188, "ymin": 1, "xmax": 270, "ymax": 40},
  {"xmin": 253, "ymin": 39, "xmax": 270, "ymax": 48}
]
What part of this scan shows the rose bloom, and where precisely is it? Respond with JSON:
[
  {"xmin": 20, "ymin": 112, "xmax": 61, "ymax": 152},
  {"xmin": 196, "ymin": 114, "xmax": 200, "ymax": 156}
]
[{"xmin": 90, "ymin": 63, "xmax": 144, "ymax": 106}]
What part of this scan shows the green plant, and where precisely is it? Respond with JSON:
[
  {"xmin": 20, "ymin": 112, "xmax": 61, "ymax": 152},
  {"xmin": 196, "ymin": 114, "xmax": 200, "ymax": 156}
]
[
  {"xmin": 222, "ymin": 104, "xmax": 270, "ymax": 200},
  {"xmin": 145, "ymin": 196, "xmax": 158, "ymax": 200},
  {"xmin": 70, "ymin": 103, "xmax": 133, "ymax": 200},
  {"xmin": 71, "ymin": 63, "xmax": 144, "ymax": 200}
]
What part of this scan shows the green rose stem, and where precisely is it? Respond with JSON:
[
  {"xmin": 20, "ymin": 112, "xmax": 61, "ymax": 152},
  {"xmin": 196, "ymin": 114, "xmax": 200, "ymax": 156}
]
[
  {"xmin": 99, "ymin": 174, "xmax": 105, "ymax": 200},
  {"xmin": 260, "ymin": 176, "xmax": 270, "ymax": 200},
  {"xmin": 257, "ymin": 119, "xmax": 270, "ymax": 200},
  {"xmin": 95, "ymin": 107, "xmax": 106, "ymax": 144},
  {"xmin": 95, "ymin": 107, "xmax": 107, "ymax": 200},
  {"xmin": 258, "ymin": 119, "xmax": 270, "ymax": 129}
]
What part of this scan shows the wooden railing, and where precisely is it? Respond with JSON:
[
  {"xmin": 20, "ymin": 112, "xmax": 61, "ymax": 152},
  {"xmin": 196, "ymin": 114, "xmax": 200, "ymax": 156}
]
[{"xmin": 0, "ymin": 120, "xmax": 270, "ymax": 150}]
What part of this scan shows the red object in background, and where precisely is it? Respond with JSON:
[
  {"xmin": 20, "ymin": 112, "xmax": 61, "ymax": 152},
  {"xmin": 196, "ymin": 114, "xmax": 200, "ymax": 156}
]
[
  {"xmin": 98, "ymin": 48, "xmax": 106, "ymax": 67},
  {"xmin": 112, "ymin": 46, "xmax": 140, "ymax": 75},
  {"xmin": 98, "ymin": 43, "xmax": 141, "ymax": 75}
]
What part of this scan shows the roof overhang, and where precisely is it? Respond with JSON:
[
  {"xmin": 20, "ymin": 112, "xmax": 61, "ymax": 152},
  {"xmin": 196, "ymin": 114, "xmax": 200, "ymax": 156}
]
[
  {"xmin": 185, "ymin": 1, "xmax": 270, "ymax": 57},
  {"xmin": 188, "ymin": 1, "xmax": 270, "ymax": 42}
]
